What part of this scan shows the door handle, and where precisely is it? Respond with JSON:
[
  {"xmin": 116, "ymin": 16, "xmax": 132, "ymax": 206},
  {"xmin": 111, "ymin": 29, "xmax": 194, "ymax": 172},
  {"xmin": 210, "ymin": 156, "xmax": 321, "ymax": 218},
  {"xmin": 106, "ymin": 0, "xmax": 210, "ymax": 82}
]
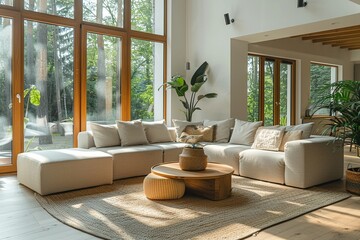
[{"xmin": 16, "ymin": 93, "xmax": 21, "ymax": 103}]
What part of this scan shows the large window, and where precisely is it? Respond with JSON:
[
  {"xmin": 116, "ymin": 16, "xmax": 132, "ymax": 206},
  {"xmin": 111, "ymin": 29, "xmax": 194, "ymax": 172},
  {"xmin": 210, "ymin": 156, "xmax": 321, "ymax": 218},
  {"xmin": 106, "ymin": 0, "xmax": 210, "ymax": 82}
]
[
  {"xmin": 0, "ymin": 0, "xmax": 13, "ymax": 6},
  {"xmin": 131, "ymin": 0, "xmax": 164, "ymax": 35},
  {"xmin": 86, "ymin": 32, "xmax": 122, "ymax": 124},
  {"xmin": 24, "ymin": 0, "xmax": 74, "ymax": 18},
  {"xmin": 83, "ymin": 0, "xmax": 124, "ymax": 27},
  {"xmin": 24, "ymin": 21, "xmax": 74, "ymax": 151},
  {"xmin": 131, "ymin": 38, "xmax": 164, "ymax": 120},
  {"xmin": 247, "ymin": 55, "xmax": 296, "ymax": 126},
  {"xmin": 310, "ymin": 63, "xmax": 338, "ymax": 115},
  {"xmin": 0, "ymin": 0, "xmax": 167, "ymax": 173}
]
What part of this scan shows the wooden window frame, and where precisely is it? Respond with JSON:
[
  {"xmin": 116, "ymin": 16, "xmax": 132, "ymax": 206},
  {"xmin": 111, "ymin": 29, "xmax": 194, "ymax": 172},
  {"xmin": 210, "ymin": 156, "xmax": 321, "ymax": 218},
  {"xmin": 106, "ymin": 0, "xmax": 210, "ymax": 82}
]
[
  {"xmin": 309, "ymin": 62, "xmax": 338, "ymax": 117},
  {"xmin": 0, "ymin": 0, "xmax": 167, "ymax": 173},
  {"xmin": 248, "ymin": 54, "xmax": 296, "ymax": 125}
]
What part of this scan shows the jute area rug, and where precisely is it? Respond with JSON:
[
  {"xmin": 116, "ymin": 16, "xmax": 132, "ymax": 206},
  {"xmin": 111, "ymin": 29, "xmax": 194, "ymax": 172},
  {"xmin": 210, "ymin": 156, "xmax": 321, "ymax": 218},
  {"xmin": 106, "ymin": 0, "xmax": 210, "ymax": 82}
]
[{"xmin": 35, "ymin": 176, "xmax": 350, "ymax": 240}]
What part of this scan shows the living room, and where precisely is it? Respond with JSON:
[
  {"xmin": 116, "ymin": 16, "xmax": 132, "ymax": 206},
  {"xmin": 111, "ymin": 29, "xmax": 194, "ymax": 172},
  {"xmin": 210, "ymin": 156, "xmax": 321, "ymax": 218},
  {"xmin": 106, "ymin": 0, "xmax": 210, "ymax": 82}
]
[{"xmin": 1, "ymin": 0, "xmax": 360, "ymax": 239}]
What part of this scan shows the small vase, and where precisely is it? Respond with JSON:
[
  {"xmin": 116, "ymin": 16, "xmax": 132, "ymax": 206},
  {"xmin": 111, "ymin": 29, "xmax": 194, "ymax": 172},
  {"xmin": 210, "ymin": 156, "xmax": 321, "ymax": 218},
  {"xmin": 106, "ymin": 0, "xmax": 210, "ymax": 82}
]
[{"xmin": 179, "ymin": 147, "xmax": 207, "ymax": 171}]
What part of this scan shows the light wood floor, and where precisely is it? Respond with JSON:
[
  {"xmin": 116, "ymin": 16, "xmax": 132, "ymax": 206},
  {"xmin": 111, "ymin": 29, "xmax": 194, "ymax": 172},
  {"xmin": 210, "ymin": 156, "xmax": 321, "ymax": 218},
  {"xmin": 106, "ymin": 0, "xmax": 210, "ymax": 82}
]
[{"xmin": 0, "ymin": 147, "xmax": 359, "ymax": 240}]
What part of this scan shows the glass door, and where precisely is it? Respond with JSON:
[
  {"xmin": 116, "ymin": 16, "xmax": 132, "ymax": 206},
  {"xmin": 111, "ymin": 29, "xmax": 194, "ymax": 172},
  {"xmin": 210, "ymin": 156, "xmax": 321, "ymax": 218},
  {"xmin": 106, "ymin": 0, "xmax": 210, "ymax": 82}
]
[
  {"xmin": 247, "ymin": 55, "xmax": 296, "ymax": 126},
  {"xmin": 0, "ymin": 13, "xmax": 21, "ymax": 173},
  {"xmin": 0, "ymin": 16, "xmax": 13, "ymax": 168}
]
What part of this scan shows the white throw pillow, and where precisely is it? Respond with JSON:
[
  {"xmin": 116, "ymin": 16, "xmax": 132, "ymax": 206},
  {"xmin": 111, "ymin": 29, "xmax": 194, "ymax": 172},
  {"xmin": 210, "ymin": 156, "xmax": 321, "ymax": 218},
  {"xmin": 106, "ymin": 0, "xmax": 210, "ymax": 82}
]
[
  {"xmin": 204, "ymin": 118, "xmax": 235, "ymax": 142},
  {"xmin": 172, "ymin": 119, "xmax": 203, "ymax": 140},
  {"xmin": 229, "ymin": 120, "xmax": 263, "ymax": 145},
  {"xmin": 285, "ymin": 123, "xmax": 314, "ymax": 139},
  {"xmin": 279, "ymin": 130, "xmax": 303, "ymax": 151},
  {"xmin": 143, "ymin": 120, "xmax": 173, "ymax": 143},
  {"xmin": 90, "ymin": 123, "xmax": 121, "ymax": 148},
  {"xmin": 116, "ymin": 120, "xmax": 149, "ymax": 146},
  {"xmin": 251, "ymin": 127, "xmax": 285, "ymax": 151}
]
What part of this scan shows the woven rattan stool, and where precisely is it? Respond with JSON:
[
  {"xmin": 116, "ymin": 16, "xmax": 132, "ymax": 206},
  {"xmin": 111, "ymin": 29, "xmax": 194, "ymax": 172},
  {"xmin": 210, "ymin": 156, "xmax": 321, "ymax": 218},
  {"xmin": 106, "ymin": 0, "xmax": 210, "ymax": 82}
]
[{"xmin": 143, "ymin": 173, "xmax": 185, "ymax": 200}]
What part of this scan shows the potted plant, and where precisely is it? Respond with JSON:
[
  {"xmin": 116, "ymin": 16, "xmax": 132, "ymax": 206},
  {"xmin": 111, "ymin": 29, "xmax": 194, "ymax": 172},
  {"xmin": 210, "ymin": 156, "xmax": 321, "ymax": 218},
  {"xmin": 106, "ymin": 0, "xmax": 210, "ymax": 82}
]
[
  {"xmin": 311, "ymin": 80, "xmax": 360, "ymax": 194},
  {"xmin": 178, "ymin": 135, "xmax": 207, "ymax": 171},
  {"xmin": 159, "ymin": 61, "xmax": 217, "ymax": 121}
]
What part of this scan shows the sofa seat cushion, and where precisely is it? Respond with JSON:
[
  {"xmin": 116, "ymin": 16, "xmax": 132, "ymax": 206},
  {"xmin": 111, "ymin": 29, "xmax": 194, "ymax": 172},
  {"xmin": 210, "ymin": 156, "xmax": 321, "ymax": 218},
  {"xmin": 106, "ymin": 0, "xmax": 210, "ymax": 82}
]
[
  {"xmin": 151, "ymin": 142, "xmax": 187, "ymax": 163},
  {"xmin": 17, "ymin": 148, "xmax": 113, "ymax": 195},
  {"xmin": 204, "ymin": 143, "xmax": 250, "ymax": 175},
  {"xmin": 98, "ymin": 145, "xmax": 163, "ymax": 180},
  {"xmin": 239, "ymin": 149, "xmax": 285, "ymax": 184}
]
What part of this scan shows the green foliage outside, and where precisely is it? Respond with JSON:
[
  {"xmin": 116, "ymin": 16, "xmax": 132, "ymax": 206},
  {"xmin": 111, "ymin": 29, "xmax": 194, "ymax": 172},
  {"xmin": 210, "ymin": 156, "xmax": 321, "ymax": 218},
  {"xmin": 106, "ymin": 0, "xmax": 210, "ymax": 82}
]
[
  {"xmin": 247, "ymin": 56, "xmax": 290, "ymax": 126},
  {"xmin": 309, "ymin": 64, "xmax": 333, "ymax": 115}
]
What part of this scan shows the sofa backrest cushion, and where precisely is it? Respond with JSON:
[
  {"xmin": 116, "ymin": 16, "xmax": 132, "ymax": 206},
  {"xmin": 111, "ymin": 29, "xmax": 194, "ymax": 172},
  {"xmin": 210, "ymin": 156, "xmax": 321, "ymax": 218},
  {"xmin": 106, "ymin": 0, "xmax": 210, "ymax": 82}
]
[
  {"xmin": 229, "ymin": 120, "xmax": 263, "ymax": 145},
  {"xmin": 90, "ymin": 123, "xmax": 121, "ymax": 148},
  {"xmin": 251, "ymin": 127, "xmax": 285, "ymax": 151},
  {"xmin": 143, "ymin": 120, "xmax": 173, "ymax": 143},
  {"xmin": 279, "ymin": 130, "xmax": 302, "ymax": 151},
  {"xmin": 285, "ymin": 122, "xmax": 314, "ymax": 139},
  {"xmin": 116, "ymin": 120, "xmax": 149, "ymax": 146},
  {"xmin": 204, "ymin": 118, "xmax": 235, "ymax": 143}
]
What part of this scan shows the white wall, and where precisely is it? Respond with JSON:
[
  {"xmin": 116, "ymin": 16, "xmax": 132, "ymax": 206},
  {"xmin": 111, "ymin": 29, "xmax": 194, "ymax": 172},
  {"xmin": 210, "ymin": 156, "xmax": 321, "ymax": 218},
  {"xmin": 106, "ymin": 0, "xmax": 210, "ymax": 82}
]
[
  {"xmin": 168, "ymin": 0, "xmax": 186, "ymax": 123},
  {"xmin": 169, "ymin": 0, "xmax": 360, "ymax": 122}
]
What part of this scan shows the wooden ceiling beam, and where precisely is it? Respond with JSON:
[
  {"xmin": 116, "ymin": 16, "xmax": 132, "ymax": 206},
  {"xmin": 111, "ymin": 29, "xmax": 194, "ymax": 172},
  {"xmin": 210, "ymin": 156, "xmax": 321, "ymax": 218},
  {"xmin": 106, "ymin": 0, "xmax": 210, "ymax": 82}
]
[
  {"xmin": 321, "ymin": 39, "xmax": 360, "ymax": 46},
  {"xmin": 311, "ymin": 33, "xmax": 360, "ymax": 43},
  {"xmin": 296, "ymin": 25, "xmax": 360, "ymax": 39},
  {"xmin": 294, "ymin": 25, "xmax": 360, "ymax": 50}
]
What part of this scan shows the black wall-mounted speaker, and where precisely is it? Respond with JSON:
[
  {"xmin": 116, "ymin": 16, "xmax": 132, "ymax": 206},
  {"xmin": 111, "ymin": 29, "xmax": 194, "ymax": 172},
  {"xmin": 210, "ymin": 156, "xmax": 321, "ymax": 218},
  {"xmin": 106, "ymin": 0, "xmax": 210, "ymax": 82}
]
[
  {"xmin": 297, "ymin": 0, "xmax": 307, "ymax": 7},
  {"xmin": 224, "ymin": 13, "xmax": 234, "ymax": 25}
]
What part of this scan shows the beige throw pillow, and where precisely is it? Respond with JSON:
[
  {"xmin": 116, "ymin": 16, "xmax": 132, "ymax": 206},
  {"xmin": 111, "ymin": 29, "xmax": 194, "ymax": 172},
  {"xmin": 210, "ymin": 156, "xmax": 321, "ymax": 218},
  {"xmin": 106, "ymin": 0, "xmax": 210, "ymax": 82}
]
[
  {"xmin": 143, "ymin": 120, "xmax": 172, "ymax": 143},
  {"xmin": 116, "ymin": 120, "xmax": 149, "ymax": 146},
  {"xmin": 285, "ymin": 123, "xmax": 314, "ymax": 139},
  {"xmin": 178, "ymin": 125, "xmax": 215, "ymax": 143},
  {"xmin": 229, "ymin": 120, "xmax": 263, "ymax": 145},
  {"xmin": 90, "ymin": 123, "xmax": 121, "ymax": 148},
  {"xmin": 172, "ymin": 119, "xmax": 203, "ymax": 139},
  {"xmin": 251, "ymin": 128, "xmax": 285, "ymax": 151},
  {"xmin": 204, "ymin": 118, "xmax": 235, "ymax": 142},
  {"xmin": 279, "ymin": 130, "xmax": 302, "ymax": 151}
]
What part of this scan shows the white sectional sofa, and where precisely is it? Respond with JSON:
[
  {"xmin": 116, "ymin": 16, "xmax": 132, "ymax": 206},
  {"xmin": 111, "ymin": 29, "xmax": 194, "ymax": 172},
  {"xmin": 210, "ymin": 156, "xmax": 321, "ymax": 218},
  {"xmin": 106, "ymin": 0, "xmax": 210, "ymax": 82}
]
[
  {"xmin": 18, "ymin": 119, "xmax": 344, "ymax": 195},
  {"xmin": 77, "ymin": 120, "xmax": 344, "ymax": 189}
]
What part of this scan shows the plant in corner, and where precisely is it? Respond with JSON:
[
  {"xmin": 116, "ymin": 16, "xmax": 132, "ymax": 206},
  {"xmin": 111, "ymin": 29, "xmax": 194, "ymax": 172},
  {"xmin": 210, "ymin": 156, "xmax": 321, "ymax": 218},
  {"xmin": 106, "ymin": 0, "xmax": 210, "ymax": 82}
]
[
  {"xmin": 311, "ymin": 80, "xmax": 360, "ymax": 194},
  {"xmin": 311, "ymin": 80, "xmax": 360, "ymax": 150},
  {"xmin": 159, "ymin": 61, "xmax": 217, "ymax": 121}
]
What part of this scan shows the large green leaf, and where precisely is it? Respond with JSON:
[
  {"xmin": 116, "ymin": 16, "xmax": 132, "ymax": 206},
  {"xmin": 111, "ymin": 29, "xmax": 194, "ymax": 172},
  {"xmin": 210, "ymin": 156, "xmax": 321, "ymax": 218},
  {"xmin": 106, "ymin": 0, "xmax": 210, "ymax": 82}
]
[
  {"xmin": 180, "ymin": 100, "xmax": 189, "ymax": 109},
  {"xmin": 29, "ymin": 88, "xmax": 41, "ymax": 106},
  {"xmin": 191, "ymin": 61, "xmax": 208, "ymax": 85}
]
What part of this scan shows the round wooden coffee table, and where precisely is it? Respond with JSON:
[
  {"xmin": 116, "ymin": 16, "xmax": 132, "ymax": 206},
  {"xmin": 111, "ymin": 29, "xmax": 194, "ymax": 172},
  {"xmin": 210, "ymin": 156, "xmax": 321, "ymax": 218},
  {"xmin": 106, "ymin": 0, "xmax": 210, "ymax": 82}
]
[{"xmin": 151, "ymin": 162, "xmax": 234, "ymax": 200}]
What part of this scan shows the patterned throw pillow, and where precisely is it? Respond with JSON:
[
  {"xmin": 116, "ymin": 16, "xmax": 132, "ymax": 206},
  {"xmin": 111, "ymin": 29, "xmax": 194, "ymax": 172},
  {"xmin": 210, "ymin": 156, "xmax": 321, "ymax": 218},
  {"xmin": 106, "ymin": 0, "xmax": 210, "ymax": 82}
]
[
  {"xmin": 178, "ymin": 125, "xmax": 216, "ymax": 143},
  {"xmin": 251, "ymin": 128, "xmax": 285, "ymax": 151},
  {"xmin": 172, "ymin": 119, "xmax": 203, "ymax": 139}
]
